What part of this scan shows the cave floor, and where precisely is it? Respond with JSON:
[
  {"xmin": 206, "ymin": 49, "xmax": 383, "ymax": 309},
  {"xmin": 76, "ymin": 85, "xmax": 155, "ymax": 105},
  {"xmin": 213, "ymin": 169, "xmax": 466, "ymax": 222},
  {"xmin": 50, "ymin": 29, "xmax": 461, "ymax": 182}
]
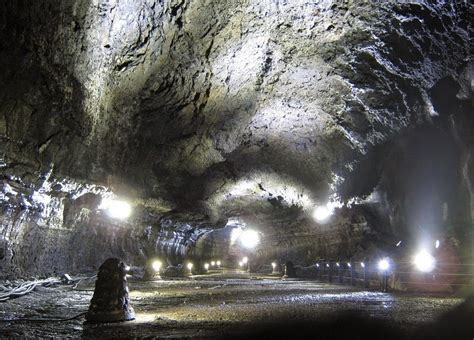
[{"xmin": 0, "ymin": 270, "xmax": 469, "ymax": 339}]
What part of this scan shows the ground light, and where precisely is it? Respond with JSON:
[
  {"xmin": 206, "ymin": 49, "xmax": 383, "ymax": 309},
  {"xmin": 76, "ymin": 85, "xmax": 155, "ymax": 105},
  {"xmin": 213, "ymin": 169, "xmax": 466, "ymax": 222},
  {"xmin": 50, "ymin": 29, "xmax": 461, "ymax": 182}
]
[
  {"xmin": 151, "ymin": 260, "xmax": 162, "ymax": 272},
  {"xmin": 211, "ymin": 261, "xmax": 216, "ymax": 267},
  {"xmin": 100, "ymin": 198, "xmax": 132, "ymax": 220},
  {"xmin": 216, "ymin": 261, "xmax": 221, "ymax": 267},
  {"xmin": 414, "ymin": 250, "xmax": 436, "ymax": 272},
  {"xmin": 239, "ymin": 230, "xmax": 260, "ymax": 249},
  {"xmin": 378, "ymin": 258, "xmax": 390, "ymax": 272},
  {"xmin": 204, "ymin": 263, "xmax": 209, "ymax": 270},
  {"xmin": 187, "ymin": 263, "xmax": 193, "ymax": 271}
]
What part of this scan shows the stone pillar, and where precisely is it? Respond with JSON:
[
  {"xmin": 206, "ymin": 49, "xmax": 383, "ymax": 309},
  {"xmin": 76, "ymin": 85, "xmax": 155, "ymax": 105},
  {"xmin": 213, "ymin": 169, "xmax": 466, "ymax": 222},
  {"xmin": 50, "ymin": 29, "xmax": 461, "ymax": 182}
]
[
  {"xmin": 86, "ymin": 258, "xmax": 135, "ymax": 322},
  {"xmin": 283, "ymin": 261, "xmax": 297, "ymax": 278}
]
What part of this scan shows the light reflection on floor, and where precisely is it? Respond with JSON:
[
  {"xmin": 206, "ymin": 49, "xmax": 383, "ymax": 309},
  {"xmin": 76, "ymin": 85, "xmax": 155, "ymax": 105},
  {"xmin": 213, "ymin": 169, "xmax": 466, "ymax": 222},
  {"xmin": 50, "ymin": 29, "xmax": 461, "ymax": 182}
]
[{"xmin": 0, "ymin": 270, "xmax": 467, "ymax": 338}]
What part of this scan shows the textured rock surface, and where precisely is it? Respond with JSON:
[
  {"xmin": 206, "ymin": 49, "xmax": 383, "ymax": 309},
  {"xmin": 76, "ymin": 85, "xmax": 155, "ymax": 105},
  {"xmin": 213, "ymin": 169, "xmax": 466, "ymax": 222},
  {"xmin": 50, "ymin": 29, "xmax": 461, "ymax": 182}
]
[{"xmin": 0, "ymin": 0, "xmax": 472, "ymax": 277}]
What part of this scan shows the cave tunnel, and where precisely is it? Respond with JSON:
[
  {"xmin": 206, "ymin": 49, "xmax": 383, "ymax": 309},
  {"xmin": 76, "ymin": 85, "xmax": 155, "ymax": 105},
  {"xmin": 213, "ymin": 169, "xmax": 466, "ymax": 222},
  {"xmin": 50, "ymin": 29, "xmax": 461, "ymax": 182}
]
[{"xmin": 0, "ymin": 0, "xmax": 473, "ymax": 338}]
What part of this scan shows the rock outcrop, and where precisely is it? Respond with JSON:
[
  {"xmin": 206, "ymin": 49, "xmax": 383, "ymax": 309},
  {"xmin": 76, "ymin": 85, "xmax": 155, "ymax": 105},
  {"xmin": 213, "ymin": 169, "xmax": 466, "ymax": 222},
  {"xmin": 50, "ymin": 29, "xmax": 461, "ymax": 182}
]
[{"xmin": 0, "ymin": 0, "xmax": 471, "ymax": 277}]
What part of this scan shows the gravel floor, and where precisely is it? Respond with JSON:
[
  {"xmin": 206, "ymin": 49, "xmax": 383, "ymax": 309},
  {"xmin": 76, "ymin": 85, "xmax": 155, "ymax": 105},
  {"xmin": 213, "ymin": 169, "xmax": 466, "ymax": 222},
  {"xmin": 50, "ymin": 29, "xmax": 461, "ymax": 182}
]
[{"xmin": 0, "ymin": 270, "xmax": 471, "ymax": 339}]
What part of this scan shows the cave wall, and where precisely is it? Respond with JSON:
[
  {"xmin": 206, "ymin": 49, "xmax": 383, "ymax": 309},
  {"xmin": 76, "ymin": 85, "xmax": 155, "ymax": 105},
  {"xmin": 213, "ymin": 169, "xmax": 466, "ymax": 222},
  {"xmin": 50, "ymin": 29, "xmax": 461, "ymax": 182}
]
[{"xmin": 0, "ymin": 0, "xmax": 472, "ymax": 278}]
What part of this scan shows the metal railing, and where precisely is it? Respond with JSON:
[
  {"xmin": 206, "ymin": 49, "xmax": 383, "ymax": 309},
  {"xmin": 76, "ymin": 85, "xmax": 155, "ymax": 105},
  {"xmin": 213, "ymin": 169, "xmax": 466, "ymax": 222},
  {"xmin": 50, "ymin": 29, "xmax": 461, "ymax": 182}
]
[{"xmin": 296, "ymin": 261, "xmax": 474, "ymax": 292}]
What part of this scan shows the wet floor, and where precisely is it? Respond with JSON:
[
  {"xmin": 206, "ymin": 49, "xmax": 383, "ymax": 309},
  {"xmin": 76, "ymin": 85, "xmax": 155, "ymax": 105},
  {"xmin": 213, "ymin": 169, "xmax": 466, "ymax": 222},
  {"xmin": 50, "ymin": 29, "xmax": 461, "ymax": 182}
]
[{"xmin": 0, "ymin": 270, "xmax": 470, "ymax": 338}]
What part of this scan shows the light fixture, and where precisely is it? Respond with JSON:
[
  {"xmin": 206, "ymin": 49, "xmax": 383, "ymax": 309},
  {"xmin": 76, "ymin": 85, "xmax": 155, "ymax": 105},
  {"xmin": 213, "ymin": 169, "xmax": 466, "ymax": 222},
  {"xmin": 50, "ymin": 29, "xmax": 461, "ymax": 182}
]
[
  {"xmin": 211, "ymin": 261, "xmax": 216, "ymax": 266},
  {"xmin": 271, "ymin": 262, "xmax": 276, "ymax": 269},
  {"xmin": 152, "ymin": 260, "xmax": 162, "ymax": 272},
  {"xmin": 187, "ymin": 263, "xmax": 194, "ymax": 271},
  {"xmin": 396, "ymin": 240, "xmax": 402, "ymax": 247},
  {"xmin": 377, "ymin": 258, "xmax": 390, "ymax": 272},
  {"xmin": 239, "ymin": 230, "xmax": 260, "ymax": 249},
  {"xmin": 238, "ymin": 261, "xmax": 243, "ymax": 267},
  {"xmin": 316, "ymin": 263, "xmax": 320, "ymax": 267},
  {"xmin": 242, "ymin": 257, "xmax": 248, "ymax": 264},
  {"xmin": 336, "ymin": 262, "xmax": 340, "ymax": 267},
  {"xmin": 217, "ymin": 261, "xmax": 221, "ymax": 267},
  {"xmin": 347, "ymin": 263, "xmax": 351, "ymax": 268},
  {"xmin": 360, "ymin": 262, "xmax": 365, "ymax": 268},
  {"xmin": 326, "ymin": 263, "xmax": 329, "ymax": 268},
  {"xmin": 124, "ymin": 265, "xmax": 131, "ymax": 272},
  {"xmin": 435, "ymin": 240, "xmax": 440, "ymax": 249},
  {"xmin": 204, "ymin": 263, "xmax": 209, "ymax": 270},
  {"xmin": 100, "ymin": 198, "xmax": 132, "ymax": 220},
  {"xmin": 414, "ymin": 250, "xmax": 435, "ymax": 273},
  {"xmin": 312, "ymin": 205, "xmax": 332, "ymax": 222}
]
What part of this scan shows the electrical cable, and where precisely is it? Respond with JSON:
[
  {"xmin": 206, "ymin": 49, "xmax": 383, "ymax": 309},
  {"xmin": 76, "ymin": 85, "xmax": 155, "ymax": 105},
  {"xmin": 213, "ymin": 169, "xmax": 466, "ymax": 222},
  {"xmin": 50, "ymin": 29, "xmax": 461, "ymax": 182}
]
[
  {"xmin": 0, "ymin": 311, "xmax": 88, "ymax": 323},
  {"xmin": 0, "ymin": 275, "xmax": 96, "ymax": 302}
]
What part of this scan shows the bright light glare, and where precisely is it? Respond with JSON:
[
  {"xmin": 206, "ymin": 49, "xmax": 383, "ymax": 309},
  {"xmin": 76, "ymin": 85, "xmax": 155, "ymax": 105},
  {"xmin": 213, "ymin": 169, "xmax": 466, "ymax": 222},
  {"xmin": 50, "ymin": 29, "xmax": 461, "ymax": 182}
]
[
  {"xmin": 347, "ymin": 263, "xmax": 351, "ymax": 268},
  {"xmin": 100, "ymin": 198, "xmax": 132, "ymax": 220},
  {"xmin": 152, "ymin": 260, "xmax": 161, "ymax": 272},
  {"xmin": 187, "ymin": 263, "xmax": 193, "ymax": 270},
  {"xmin": 204, "ymin": 263, "xmax": 209, "ymax": 270},
  {"xmin": 378, "ymin": 258, "xmax": 390, "ymax": 271},
  {"xmin": 238, "ymin": 261, "xmax": 243, "ymax": 267},
  {"xmin": 211, "ymin": 261, "xmax": 216, "ymax": 266},
  {"xmin": 435, "ymin": 240, "xmax": 440, "ymax": 249},
  {"xmin": 396, "ymin": 240, "xmax": 402, "ymax": 247},
  {"xmin": 217, "ymin": 261, "xmax": 221, "ymax": 267},
  {"xmin": 271, "ymin": 262, "xmax": 276, "ymax": 269},
  {"xmin": 316, "ymin": 263, "xmax": 320, "ymax": 267},
  {"xmin": 312, "ymin": 205, "xmax": 332, "ymax": 222},
  {"xmin": 242, "ymin": 257, "xmax": 248, "ymax": 264},
  {"xmin": 414, "ymin": 250, "xmax": 436, "ymax": 272},
  {"xmin": 239, "ymin": 230, "xmax": 260, "ymax": 249},
  {"xmin": 360, "ymin": 262, "xmax": 365, "ymax": 268},
  {"xmin": 124, "ymin": 265, "xmax": 131, "ymax": 272}
]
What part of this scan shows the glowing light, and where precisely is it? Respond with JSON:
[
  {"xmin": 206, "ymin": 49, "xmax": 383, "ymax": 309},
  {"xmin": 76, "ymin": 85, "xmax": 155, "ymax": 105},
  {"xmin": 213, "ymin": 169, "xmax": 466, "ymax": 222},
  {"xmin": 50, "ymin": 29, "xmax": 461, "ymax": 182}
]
[
  {"xmin": 242, "ymin": 257, "xmax": 248, "ymax": 264},
  {"xmin": 326, "ymin": 263, "xmax": 329, "ymax": 268},
  {"xmin": 151, "ymin": 260, "xmax": 162, "ymax": 272},
  {"xmin": 187, "ymin": 263, "xmax": 193, "ymax": 271},
  {"xmin": 211, "ymin": 261, "xmax": 216, "ymax": 266},
  {"xmin": 360, "ymin": 262, "xmax": 365, "ymax": 268},
  {"xmin": 347, "ymin": 263, "xmax": 351, "ymax": 268},
  {"xmin": 238, "ymin": 261, "xmax": 244, "ymax": 267},
  {"xmin": 313, "ymin": 205, "xmax": 332, "ymax": 222},
  {"xmin": 271, "ymin": 262, "xmax": 276, "ymax": 269},
  {"xmin": 336, "ymin": 262, "xmax": 340, "ymax": 267},
  {"xmin": 239, "ymin": 230, "xmax": 260, "ymax": 249},
  {"xmin": 396, "ymin": 241, "xmax": 402, "ymax": 247},
  {"xmin": 316, "ymin": 263, "xmax": 320, "ymax": 267},
  {"xmin": 216, "ymin": 261, "xmax": 221, "ymax": 267},
  {"xmin": 204, "ymin": 263, "xmax": 209, "ymax": 270},
  {"xmin": 435, "ymin": 240, "xmax": 440, "ymax": 249},
  {"xmin": 414, "ymin": 250, "xmax": 436, "ymax": 273},
  {"xmin": 100, "ymin": 198, "xmax": 132, "ymax": 220},
  {"xmin": 378, "ymin": 258, "xmax": 390, "ymax": 272},
  {"xmin": 124, "ymin": 265, "xmax": 131, "ymax": 272}
]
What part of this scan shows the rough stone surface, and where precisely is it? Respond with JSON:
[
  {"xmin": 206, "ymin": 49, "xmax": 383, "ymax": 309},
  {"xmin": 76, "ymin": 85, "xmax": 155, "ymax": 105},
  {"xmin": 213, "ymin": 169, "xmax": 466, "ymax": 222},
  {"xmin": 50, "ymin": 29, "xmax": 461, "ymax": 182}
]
[
  {"xmin": 0, "ymin": 1, "xmax": 472, "ymax": 277},
  {"xmin": 0, "ymin": 272, "xmax": 471, "ymax": 338}
]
